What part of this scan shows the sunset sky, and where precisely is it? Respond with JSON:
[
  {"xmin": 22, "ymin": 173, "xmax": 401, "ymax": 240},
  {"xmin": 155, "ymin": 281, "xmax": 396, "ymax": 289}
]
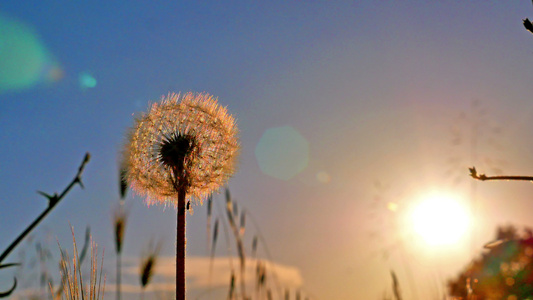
[{"xmin": 3, "ymin": 1, "xmax": 533, "ymax": 299}]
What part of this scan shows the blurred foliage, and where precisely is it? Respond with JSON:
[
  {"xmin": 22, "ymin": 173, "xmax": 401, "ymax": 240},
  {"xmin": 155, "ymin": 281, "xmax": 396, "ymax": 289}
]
[{"xmin": 448, "ymin": 225, "xmax": 533, "ymax": 299}]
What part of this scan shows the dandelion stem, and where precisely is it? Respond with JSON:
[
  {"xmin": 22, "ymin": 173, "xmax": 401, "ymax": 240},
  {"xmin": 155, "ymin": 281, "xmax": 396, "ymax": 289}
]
[{"xmin": 177, "ymin": 183, "xmax": 187, "ymax": 300}]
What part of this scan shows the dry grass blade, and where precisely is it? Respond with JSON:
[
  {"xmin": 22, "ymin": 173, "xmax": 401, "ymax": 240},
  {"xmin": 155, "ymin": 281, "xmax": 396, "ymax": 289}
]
[
  {"xmin": 113, "ymin": 203, "xmax": 128, "ymax": 300},
  {"xmin": 207, "ymin": 195, "xmax": 213, "ymax": 254},
  {"xmin": 239, "ymin": 211, "xmax": 245, "ymax": 237},
  {"xmin": 251, "ymin": 236, "xmax": 258, "ymax": 258},
  {"xmin": 391, "ymin": 270, "xmax": 402, "ymax": 300},
  {"xmin": 212, "ymin": 219, "xmax": 219, "ymax": 256},
  {"xmin": 227, "ymin": 272, "xmax": 235, "ymax": 300},
  {"xmin": 233, "ymin": 202, "xmax": 238, "ymax": 221},
  {"xmin": 244, "ymin": 210, "xmax": 283, "ymax": 298},
  {"xmin": 208, "ymin": 218, "xmax": 219, "ymax": 289},
  {"xmin": 254, "ymin": 259, "xmax": 267, "ymax": 299},
  {"xmin": 57, "ymin": 227, "xmax": 105, "ymax": 300},
  {"xmin": 78, "ymin": 227, "xmax": 91, "ymax": 267},
  {"xmin": 224, "ymin": 188, "xmax": 247, "ymax": 299}
]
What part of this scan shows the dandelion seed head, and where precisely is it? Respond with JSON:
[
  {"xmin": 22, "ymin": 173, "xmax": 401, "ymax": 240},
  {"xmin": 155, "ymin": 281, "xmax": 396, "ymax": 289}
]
[{"xmin": 124, "ymin": 92, "xmax": 240, "ymax": 207}]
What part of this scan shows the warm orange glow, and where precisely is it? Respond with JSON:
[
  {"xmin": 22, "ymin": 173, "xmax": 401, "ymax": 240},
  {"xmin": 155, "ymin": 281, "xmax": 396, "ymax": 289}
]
[{"xmin": 410, "ymin": 191, "xmax": 470, "ymax": 246}]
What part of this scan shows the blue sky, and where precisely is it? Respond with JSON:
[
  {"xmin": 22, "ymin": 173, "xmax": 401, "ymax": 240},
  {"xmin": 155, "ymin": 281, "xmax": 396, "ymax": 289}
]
[{"xmin": 3, "ymin": 1, "xmax": 533, "ymax": 299}]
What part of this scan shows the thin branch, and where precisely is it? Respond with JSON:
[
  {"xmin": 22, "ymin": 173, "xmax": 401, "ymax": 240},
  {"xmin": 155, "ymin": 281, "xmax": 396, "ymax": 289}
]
[
  {"xmin": 0, "ymin": 278, "xmax": 16, "ymax": 298},
  {"xmin": 524, "ymin": 18, "xmax": 533, "ymax": 34},
  {"xmin": 0, "ymin": 263, "xmax": 19, "ymax": 298},
  {"xmin": 469, "ymin": 166, "xmax": 533, "ymax": 182},
  {"xmin": 0, "ymin": 152, "xmax": 90, "ymax": 264}
]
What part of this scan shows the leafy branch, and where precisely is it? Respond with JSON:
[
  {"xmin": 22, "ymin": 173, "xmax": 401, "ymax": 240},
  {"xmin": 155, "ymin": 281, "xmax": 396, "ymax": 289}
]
[{"xmin": 0, "ymin": 153, "xmax": 90, "ymax": 298}]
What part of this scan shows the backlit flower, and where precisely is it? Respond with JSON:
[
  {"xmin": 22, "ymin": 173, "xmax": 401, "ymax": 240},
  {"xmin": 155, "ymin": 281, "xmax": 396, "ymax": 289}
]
[{"xmin": 124, "ymin": 92, "xmax": 239, "ymax": 206}]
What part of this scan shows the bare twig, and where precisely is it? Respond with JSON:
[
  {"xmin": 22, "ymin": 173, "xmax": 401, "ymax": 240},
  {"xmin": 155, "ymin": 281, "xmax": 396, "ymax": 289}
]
[
  {"xmin": 0, "ymin": 277, "xmax": 16, "ymax": 298},
  {"xmin": 469, "ymin": 166, "xmax": 533, "ymax": 182},
  {"xmin": 0, "ymin": 263, "xmax": 20, "ymax": 298},
  {"xmin": 0, "ymin": 153, "xmax": 89, "ymax": 297},
  {"xmin": 0, "ymin": 153, "xmax": 90, "ymax": 264}
]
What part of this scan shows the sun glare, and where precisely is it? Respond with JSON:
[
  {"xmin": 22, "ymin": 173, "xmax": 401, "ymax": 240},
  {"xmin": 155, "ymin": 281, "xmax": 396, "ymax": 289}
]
[{"xmin": 410, "ymin": 192, "xmax": 470, "ymax": 247}]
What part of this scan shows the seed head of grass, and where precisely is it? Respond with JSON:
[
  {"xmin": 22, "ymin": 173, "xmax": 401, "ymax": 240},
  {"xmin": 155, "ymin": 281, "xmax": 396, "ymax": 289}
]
[
  {"xmin": 139, "ymin": 239, "xmax": 162, "ymax": 289},
  {"xmin": 113, "ymin": 203, "xmax": 128, "ymax": 254}
]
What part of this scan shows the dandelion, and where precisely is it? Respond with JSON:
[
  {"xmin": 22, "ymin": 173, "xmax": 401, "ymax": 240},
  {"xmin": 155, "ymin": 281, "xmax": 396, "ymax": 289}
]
[{"xmin": 123, "ymin": 92, "xmax": 239, "ymax": 299}]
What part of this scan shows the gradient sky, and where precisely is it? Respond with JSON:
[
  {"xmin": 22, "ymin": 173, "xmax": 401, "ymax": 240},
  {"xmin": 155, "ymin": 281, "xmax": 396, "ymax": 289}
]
[{"xmin": 3, "ymin": 1, "xmax": 533, "ymax": 299}]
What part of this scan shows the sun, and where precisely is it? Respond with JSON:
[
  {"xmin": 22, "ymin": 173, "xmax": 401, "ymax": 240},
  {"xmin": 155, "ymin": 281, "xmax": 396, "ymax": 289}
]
[{"xmin": 410, "ymin": 191, "xmax": 470, "ymax": 246}]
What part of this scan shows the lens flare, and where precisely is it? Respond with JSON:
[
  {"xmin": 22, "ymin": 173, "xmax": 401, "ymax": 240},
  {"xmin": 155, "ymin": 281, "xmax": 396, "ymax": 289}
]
[
  {"xmin": 255, "ymin": 126, "xmax": 309, "ymax": 180},
  {"xmin": 0, "ymin": 13, "xmax": 60, "ymax": 93}
]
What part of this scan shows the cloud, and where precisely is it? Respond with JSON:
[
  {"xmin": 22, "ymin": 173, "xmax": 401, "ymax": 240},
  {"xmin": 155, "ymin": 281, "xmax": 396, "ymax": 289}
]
[
  {"xmin": 123, "ymin": 255, "xmax": 303, "ymax": 290},
  {"xmin": 11, "ymin": 256, "xmax": 303, "ymax": 299},
  {"xmin": 104, "ymin": 282, "xmax": 174, "ymax": 293}
]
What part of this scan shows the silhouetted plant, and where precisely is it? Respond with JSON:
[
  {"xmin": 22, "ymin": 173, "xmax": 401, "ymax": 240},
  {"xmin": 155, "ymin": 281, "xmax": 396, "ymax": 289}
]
[
  {"xmin": 470, "ymin": 167, "xmax": 533, "ymax": 182},
  {"xmin": 199, "ymin": 189, "xmax": 296, "ymax": 300},
  {"xmin": 53, "ymin": 226, "xmax": 91, "ymax": 299},
  {"xmin": 113, "ymin": 162, "xmax": 130, "ymax": 300},
  {"xmin": 224, "ymin": 189, "xmax": 248, "ymax": 298},
  {"xmin": 56, "ymin": 227, "xmax": 105, "ymax": 300},
  {"xmin": 123, "ymin": 92, "xmax": 239, "ymax": 300},
  {"xmin": 113, "ymin": 202, "xmax": 128, "ymax": 300},
  {"xmin": 448, "ymin": 225, "xmax": 533, "ymax": 299},
  {"xmin": 0, "ymin": 263, "xmax": 19, "ymax": 298},
  {"xmin": 524, "ymin": 18, "xmax": 533, "ymax": 34},
  {"xmin": 0, "ymin": 153, "xmax": 90, "ymax": 298},
  {"xmin": 9, "ymin": 226, "xmax": 91, "ymax": 299},
  {"xmin": 139, "ymin": 238, "xmax": 161, "ymax": 300},
  {"xmin": 390, "ymin": 271, "xmax": 402, "ymax": 300}
]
